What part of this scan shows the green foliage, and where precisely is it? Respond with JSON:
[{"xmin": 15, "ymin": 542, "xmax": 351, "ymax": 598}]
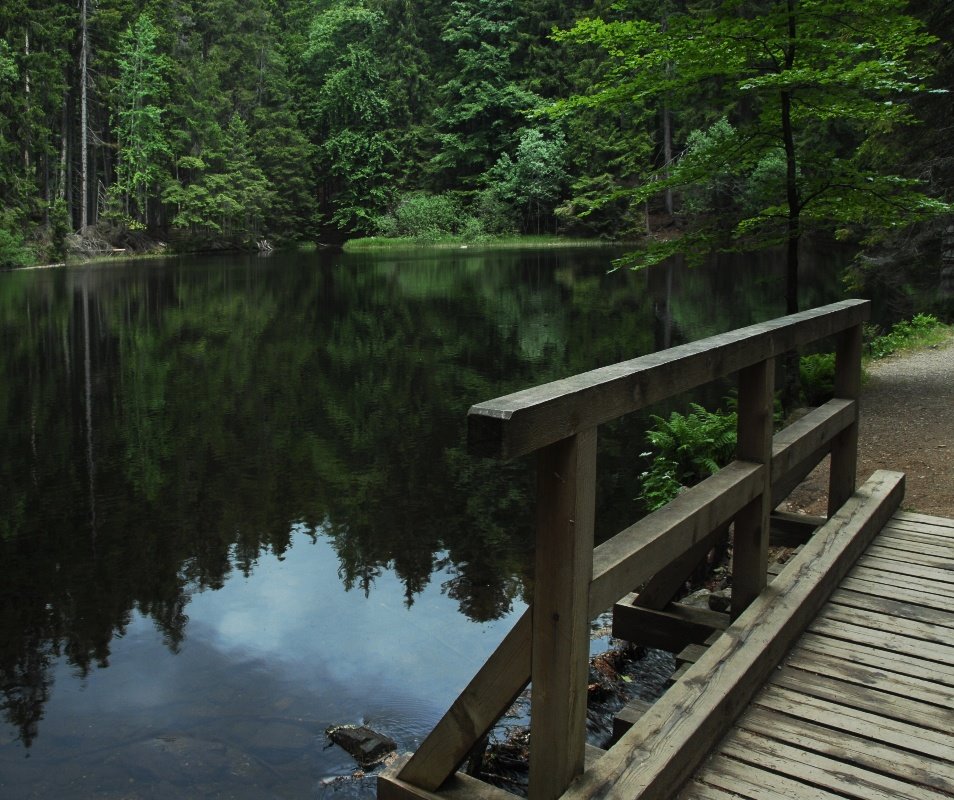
[
  {"xmin": 639, "ymin": 403, "xmax": 737, "ymax": 511},
  {"xmin": 556, "ymin": 0, "xmax": 952, "ymax": 301},
  {"xmin": 799, "ymin": 353, "xmax": 836, "ymax": 406},
  {"xmin": 866, "ymin": 314, "xmax": 950, "ymax": 359},
  {"xmin": 484, "ymin": 127, "xmax": 568, "ymax": 234},
  {"xmin": 374, "ymin": 192, "xmax": 462, "ymax": 239},
  {"xmin": 430, "ymin": 0, "xmax": 542, "ymax": 186},
  {"xmin": 0, "ymin": 211, "xmax": 31, "ymax": 269},
  {"xmin": 113, "ymin": 13, "xmax": 171, "ymax": 224},
  {"xmin": 47, "ymin": 199, "xmax": 71, "ymax": 261}
]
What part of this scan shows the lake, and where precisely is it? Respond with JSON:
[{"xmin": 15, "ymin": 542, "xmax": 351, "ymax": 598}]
[{"xmin": 0, "ymin": 245, "xmax": 846, "ymax": 798}]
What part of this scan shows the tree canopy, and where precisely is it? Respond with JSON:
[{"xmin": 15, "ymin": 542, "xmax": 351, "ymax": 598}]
[{"xmin": 0, "ymin": 0, "xmax": 950, "ymax": 267}]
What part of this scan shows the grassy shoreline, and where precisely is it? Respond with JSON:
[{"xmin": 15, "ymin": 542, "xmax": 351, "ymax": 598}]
[{"xmin": 341, "ymin": 234, "xmax": 621, "ymax": 252}]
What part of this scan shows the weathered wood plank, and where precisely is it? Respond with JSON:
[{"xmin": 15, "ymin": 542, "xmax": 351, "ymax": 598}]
[
  {"xmin": 892, "ymin": 511, "xmax": 954, "ymax": 530},
  {"xmin": 675, "ymin": 780, "xmax": 744, "ymax": 800},
  {"xmin": 382, "ymin": 757, "xmax": 519, "ymax": 800},
  {"xmin": 784, "ymin": 647, "xmax": 954, "ymax": 707},
  {"xmin": 856, "ymin": 555, "xmax": 954, "ymax": 585},
  {"xmin": 876, "ymin": 531, "xmax": 954, "ymax": 555},
  {"xmin": 838, "ymin": 575, "xmax": 954, "ymax": 614},
  {"xmin": 738, "ymin": 706, "xmax": 954, "ymax": 793},
  {"xmin": 698, "ymin": 754, "xmax": 845, "ymax": 800},
  {"xmin": 529, "ymin": 431, "xmax": 596, "ymax": 800},
  {"xmin": 808, "ymin": 617, "xmax": 954, "ymax": 666},
  {"xmin": 396, "ymin": 610, "xmax": 530, "ymax": 790},
  {"xmin": 866, "ymin": 544, "xmax": 954, "ymax": 570},
  {"xmin": 881, "ymin": 519, "xmax": 954, "ymax": 540},
  {"xmin": 796, "ymin": 631, "xmax": 954, "ymax": 687},
  {"xmin": 633, "ymin": 523, "xmax": 728, "ymax": 611},
  {"xmin": 828, "ymin": 323, "xmax": 862, "ymax": 514},
  {"xmin": 770, "ymin": 667, "xmax": 954, "ymax": 733},
  {"xmin": 720, "ymin": 727, "xmax": 948, "ymax": 800},
  {"xmin": 612, "ymin": 596, "xmax": 728, "ymax": 652},
  {"xmin": 590, "ymin": 461, "xmax": 762, "ymax": 617},
  {"xmin": 818, "ymin": 604, "xmax": 954, "ymax": 647},
  {"xmin": 769, "ymin": 399, "xmax": 854, "ymax": 497},
  {"xmin": 612, "ymin": 698, "xmax": 654, "ymax": 744},
  {"xmin": 828, "ymin": 587, "xmax": 954, "ymax": 630},
  {"xmin": 753, "ymin": 685, "xmax": 954, "ymax": 762},
  {"xmin": 732, "ymin": 359, "xmax": 775, "ymax": 616},
  {"xmin": 562, "ymin": 470, "xmax": 904, "ymax": 800},
  {"xmin": 468, "ymin": 300, "xmax": 869, "ymax": 460},
  {"xmin": 849, "ymin": 565, "xmax": 954, "ymax": 598},
  {"xmin": 768, "ymin": 511, "xmax": 825, "ymax": 547}
]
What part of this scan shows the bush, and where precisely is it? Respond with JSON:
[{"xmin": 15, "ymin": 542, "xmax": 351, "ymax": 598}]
[
  {"xmin": 639, "ymin": 403, "xmax": 737, "ymax": 511},
  {"xmin": 375, "ymin": 192, "xmax": 462, "ymax": 239}
]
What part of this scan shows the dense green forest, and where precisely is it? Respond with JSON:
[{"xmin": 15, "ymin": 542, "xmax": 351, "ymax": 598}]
[{"xmin": 1, "ymin": 0, "xmax": 952, "ymax": 270}]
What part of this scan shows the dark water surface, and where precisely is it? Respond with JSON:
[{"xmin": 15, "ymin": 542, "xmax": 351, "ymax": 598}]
[{"xmin": 0, "ymin": 246, "xmax": 845, "ymax": 797}]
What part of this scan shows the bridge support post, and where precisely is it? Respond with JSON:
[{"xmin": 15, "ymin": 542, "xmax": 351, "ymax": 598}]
[
  {"xmin": 732, "ymin": 358, "xmax": 775, "ymax": 617},
  {"xmin": 529, "ymin": 428, "xmax": 597, "ymax": 800},
  {"xmin": 828, "ymin": 323, "xmax": 862, "ymax": 515}
]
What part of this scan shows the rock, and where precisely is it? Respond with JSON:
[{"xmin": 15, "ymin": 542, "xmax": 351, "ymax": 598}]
[
  {"xmin": 708, "ymin": 589, "xmax": 731, "ymax": 613},
  {"xmin": 680, "ymin": 588, "xmax": 712, "ymax": 609},
  {"xmin": 325, "ymin": 725, "xmax": 396, "ymax": 768}
]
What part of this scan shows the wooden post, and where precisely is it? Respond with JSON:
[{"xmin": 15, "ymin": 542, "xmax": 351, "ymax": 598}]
[
  {"xmin": 731, "ymin": 359, "xmax": 775, "ymax": 617},
  {"xmin": 529, "ymin": 429, "xmax": 597, "ymax": 800},
  {"xmin": 828, "ymin": 323, "xmax": 862, "ymax": 515}
]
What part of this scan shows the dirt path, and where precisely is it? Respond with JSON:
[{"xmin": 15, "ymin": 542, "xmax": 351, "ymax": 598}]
[{"xmin": 782, "ymin": 332, "xmax": 954, "ymax": 519}]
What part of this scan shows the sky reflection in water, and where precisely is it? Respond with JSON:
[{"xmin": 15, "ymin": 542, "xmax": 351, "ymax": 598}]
[{"xmin": 2, "ymin": 528, "xmax": 521, "ymax": 798}]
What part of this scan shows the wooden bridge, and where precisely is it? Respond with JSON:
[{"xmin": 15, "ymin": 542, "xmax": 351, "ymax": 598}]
[{"xmin": 378, "ymin": 300, "xmax": 954, "ymax": 800}]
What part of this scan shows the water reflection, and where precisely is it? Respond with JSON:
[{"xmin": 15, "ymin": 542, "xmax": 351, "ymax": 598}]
[{"xmin": 0, "ymin": 246, "xmax": 846, "ymax": 792}]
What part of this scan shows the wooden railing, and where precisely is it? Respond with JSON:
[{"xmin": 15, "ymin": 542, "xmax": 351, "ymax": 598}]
[{"xmin": 378, "ymin": 299, "xmax": 869, "ymax": 800}]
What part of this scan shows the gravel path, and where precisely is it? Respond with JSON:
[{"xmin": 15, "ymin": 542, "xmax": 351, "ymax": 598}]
[{"xmin": 782, "ymin": 332, "xmax": 954, "ymax": 519}]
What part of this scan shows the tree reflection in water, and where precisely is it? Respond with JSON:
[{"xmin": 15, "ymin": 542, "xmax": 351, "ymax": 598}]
[{"xmin": 0, "ymin": 246, "xmax": 844, "ymax": 750}]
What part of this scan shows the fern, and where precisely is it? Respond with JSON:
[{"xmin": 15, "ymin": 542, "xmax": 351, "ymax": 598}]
[
  {"xmin": 799, "ymin": 352, "xmax": 836, "ymax": 406},
  {"xmin": 639, "ymin": 402, "xmax": 738, "ymax": 511}
]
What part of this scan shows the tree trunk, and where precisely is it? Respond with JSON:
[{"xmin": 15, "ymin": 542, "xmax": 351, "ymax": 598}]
[
  {"xmin": 58, "ymin": 97, "xmax": 68, "ymax": 201},
  {"xmin": 80, "ymin": 0, "xmax": 89, "ymax": 231},
  {"xmin": 663, "ymin": 101, "xmax": 674, "ymax": 217},
  {"xmin": 780, "ymin": 0, "xmax": 801, "ymax": 408}
]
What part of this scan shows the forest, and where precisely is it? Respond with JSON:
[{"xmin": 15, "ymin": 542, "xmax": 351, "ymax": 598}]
[{"xmin": 0, "ymin": 0, "xmax": 952, "ymax": 275}]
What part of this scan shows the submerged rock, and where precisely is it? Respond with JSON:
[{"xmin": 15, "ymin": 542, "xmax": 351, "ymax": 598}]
[{"xmin": 325, "ymin": 725, "xmax": 396, "ymax": 768}]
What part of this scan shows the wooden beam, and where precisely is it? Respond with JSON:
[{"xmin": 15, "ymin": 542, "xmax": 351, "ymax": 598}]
[
  {"xmin": 562, "ymin": 470, "xmax": 904, "ymax": 800},
  {"xmin": 382, "ymin": 758, "xmax": 519, "ymax": 800},
  {"xmin": 397, "ymin": 610, "xmax": 530, "ymax": 790},
  {"xmin": 589, "ymin": 461, "xmax": 762, "ymax": 617},
  {"xmin": 469, "ymin": 301, "xmax": 869, "ymax": 460},
  {"xmin": 732, "ymin": 358, "xmax": 775, "ymax": 616},
  {"xmin": 828, "ymin": 324, "xmax": 863, "ymax": 514},
  {"xmin": 529, "ymin": 430, "xmax": 596, "ymax": 800},
  {"xmin": 633, "ymin": 522, "xmax": 729, "ymax": 611},
  {"xmin": 613, "ymin": 595, "xmax": 729, "ymax": 652},
  {"xmin": 769, "ymin": 511, "xmax": 824, "ymax": 547},
  {"xmin": 768, "ymin": 398, "xmax": 855, "ymax": 507}
]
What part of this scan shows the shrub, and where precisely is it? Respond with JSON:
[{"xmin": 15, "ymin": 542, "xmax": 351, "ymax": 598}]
[{"xmin": 377, "ymin": 192, "xmax": 462, "ymax": 239}]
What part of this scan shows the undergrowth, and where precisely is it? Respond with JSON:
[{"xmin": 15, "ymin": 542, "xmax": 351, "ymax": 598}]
[
  {"xmin": 641, "ymin": 315, "xmax": 951, "ymax": 512},
  {"xmin": 639, "ymin": 403, "xmax": 738, "ymax": 511},
  {"xmin": 865, "ymin": 313, "xmax": 950, "ymax": 359}
]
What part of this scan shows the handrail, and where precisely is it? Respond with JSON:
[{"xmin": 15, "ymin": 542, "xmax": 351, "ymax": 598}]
[
  {"xmin": 381, "ymin": 300, "xmax": 870, "ymax": 800},
  {"xmin": 469, "ymin": 299, "xmax": 868, "ymax": 460}
]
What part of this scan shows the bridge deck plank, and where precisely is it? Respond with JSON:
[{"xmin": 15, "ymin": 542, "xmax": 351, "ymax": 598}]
[{"xmin": 686, "ymin": 512, "xmax": 954, "ymax": 799}]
